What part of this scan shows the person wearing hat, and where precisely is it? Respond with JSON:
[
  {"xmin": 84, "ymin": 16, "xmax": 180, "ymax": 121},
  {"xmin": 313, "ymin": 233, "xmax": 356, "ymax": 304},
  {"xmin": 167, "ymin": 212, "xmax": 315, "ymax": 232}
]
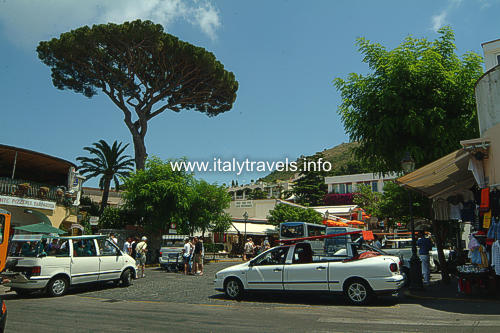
[
  {"xmin": 244, "ymin": 237, "xmax": 255, "ymax": 261},
  {"xmin": 136, "ymin": 236, "xmax": 148, "ymax": 278}
]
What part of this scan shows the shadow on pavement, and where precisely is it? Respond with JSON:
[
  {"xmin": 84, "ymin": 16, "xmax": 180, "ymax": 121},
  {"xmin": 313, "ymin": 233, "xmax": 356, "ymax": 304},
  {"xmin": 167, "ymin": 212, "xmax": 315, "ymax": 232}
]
[
  {"xmin": 400, "ymin": 278, "xmax": 500, "ymax": 315},
  {"xmin": 208, "ymin": 291, "xmax": 400, "ymax": 307}
]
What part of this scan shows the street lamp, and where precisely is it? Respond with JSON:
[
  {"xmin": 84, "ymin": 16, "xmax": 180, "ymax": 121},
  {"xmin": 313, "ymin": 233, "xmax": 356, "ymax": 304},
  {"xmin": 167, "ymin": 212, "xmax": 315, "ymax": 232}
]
[
  {"xmin": 243, "ymin": 211, "xmax": 248, "ymax": 242},
  {"xmin": 401, "ymin": 152, "xmax": 423, "ymax": 290}
]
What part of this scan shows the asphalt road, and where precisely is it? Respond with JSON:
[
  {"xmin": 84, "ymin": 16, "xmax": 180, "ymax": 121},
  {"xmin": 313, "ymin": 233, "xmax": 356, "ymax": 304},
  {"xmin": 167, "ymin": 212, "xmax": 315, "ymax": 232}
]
[{"xmin": 2, "ymin": 262, "xmax": 500, "ymax": 332}]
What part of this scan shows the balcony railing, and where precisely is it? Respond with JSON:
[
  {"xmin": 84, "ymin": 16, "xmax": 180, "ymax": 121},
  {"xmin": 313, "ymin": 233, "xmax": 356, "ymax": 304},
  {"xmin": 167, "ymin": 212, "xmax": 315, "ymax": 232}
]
[{"xmin": 0, "ymin": 177, "xmax": 69, "ymax": 204}]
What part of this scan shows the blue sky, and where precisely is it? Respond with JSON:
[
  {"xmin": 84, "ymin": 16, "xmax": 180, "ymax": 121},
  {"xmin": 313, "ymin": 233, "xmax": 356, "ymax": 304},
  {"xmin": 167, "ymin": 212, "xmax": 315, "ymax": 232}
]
[{"xmin": 1, "ymin": 0, "xmax": 499, "ymax": 187}]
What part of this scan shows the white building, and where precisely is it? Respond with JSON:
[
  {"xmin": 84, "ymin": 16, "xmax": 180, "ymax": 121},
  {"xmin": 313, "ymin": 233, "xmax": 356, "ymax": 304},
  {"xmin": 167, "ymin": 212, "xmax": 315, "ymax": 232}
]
[
  {"xmin": 482, "ymin": 39, "xmax": 500, "ymax": 72},
  {"xmin": 324, "ymin": 172, "xmax": 398, "ymax": 194}
]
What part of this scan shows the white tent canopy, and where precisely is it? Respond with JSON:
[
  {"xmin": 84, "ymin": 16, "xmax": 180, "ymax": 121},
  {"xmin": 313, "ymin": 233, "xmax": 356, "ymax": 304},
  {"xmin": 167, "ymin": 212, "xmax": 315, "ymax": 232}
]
[{"xmin": 226, "ymin": 222, "xmax": 278, "ymax": 236}]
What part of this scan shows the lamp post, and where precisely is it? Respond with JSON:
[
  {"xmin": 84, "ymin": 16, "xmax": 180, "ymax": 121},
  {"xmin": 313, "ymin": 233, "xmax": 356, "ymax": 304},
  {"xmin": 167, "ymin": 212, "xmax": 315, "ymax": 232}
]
[
  {"xmin": 243, "ymin": 211, "xmax": 248, "ymax": 242},
  {"xmin": 401, "ymin": 152, "xmax": 423, "ymax": 290}
]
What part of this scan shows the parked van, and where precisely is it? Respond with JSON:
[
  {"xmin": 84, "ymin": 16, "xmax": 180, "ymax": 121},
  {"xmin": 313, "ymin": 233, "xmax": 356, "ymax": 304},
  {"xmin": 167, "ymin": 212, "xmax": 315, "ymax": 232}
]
[{"xmin": 2, "ymin": 234, "xmax": 137, "ymax": 297}]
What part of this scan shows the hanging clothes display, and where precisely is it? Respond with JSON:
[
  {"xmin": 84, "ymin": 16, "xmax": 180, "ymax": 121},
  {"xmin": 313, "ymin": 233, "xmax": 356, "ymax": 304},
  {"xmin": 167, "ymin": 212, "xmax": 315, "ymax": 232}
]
[
  {"xmin": 433, "ymin": 198, "xmax": 449, "ymax": 221},
  {"xmin": 449, "ymin": 202, "xmax": 463, "ymax": 220},
  {"xmin": 483, "ymin": 210, "xmax": 492, "ymax": 229},
  {"xmin": 492, "ymin": 240, "xmax": 500, "ymax": 275},
  {"xmin": 480, "ymin": 188, "xmax": 490, "ymax": 213}
]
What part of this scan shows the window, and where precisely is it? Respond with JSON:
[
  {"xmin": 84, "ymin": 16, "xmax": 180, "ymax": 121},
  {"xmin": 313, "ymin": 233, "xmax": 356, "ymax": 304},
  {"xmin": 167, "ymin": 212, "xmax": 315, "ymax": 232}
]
[
  {"xmin": 253, "ymin": 247, "xmax": 289, "ymax": 266},
  {"xmin": 331, "ymin": 184, "xmax": 340, "ymax": 194},
  {"xmin": 281, "ymin": 224, "xmax": 304, "ymax": 238},
  {"xmin": 371, "ymin": 181, "xmax": 378, "ymax": 192},
  {"xmin": 72, "ymin": 239, "xmax": 97, "ymax": 257},
  {"xmin": 497, "ymin": 54, "xmax": 500, "ymax": 65},
  {"xmin": 47, "ymin": 239, "xmax": 70, "ymax": 257},
  {"xmin": 292, "ymin": 244, "xmax": 313, "ymax": 264},
  {"xmin": 339, "ymin": 183, "xmax": 346, "ymax": 194},
  {"xmin": 346, "ymin": 183, "xmax": 352, "ymax": 193},
  {"xmin": 97, "ymin": 239, "xmax": 120, "ymax": 256},
  {"xmin": 307, "ymin": 224, "xmax": 326, "ymax": 237}
]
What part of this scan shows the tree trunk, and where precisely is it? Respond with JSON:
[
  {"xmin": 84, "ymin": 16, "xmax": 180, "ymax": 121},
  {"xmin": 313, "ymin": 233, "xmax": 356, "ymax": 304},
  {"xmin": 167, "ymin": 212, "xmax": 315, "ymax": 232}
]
[
  {"xmin": 100, "ymin": 177, "xmax": 112, "ymax": 215},
  {"xmin": 132, "ymin": 132, "xmax": 147, "ymax": 170},
  {"xmin": 432, "ymin": 219, "xmax": 450, "ymax": 284}
]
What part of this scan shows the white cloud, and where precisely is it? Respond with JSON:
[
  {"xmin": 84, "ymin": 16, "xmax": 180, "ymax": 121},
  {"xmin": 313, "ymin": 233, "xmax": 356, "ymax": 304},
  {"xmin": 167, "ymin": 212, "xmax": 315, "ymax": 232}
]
[
  {"xmin": 431, "ymin": 12, "xmax": 448, "ymax": 32},
  {"xmin": 193, "ymin": 3, "xmax": 220, "ymax": 40},
  {"xmin": 0, "ymin": 0, "xmax": 221, "ymax": 49}
]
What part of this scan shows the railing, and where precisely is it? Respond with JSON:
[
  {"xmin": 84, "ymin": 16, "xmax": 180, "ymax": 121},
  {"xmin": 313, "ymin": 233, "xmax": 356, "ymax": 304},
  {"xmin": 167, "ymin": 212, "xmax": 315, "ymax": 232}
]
[{"xmin": 0, "ymin": 177, "xmax": 67, "ymax": 203}]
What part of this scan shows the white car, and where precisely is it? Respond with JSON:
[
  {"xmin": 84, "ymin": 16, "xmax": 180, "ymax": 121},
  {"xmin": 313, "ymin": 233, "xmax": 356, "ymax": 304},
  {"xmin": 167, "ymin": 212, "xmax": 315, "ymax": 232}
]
[
  {"xmin": 214, "ymin": 242, "xmax": 404, "ymax": 305},
  {"xmin": 3, "ymin": 234, "xmax": 137, "ymax": 297}
]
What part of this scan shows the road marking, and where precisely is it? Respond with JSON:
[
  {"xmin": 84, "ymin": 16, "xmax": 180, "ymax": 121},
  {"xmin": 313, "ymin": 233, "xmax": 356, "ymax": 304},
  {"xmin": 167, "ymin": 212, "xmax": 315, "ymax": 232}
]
[{"xmin": 317, "ymin": 317, "xmax": 500, "ymax": 327}]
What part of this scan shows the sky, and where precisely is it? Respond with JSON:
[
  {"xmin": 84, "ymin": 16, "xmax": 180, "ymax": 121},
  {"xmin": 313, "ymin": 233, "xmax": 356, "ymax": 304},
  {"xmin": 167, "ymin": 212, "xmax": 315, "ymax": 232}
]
[{"xmin": 1, "ymin": 0, "xmax": 499, "ymax": 188}]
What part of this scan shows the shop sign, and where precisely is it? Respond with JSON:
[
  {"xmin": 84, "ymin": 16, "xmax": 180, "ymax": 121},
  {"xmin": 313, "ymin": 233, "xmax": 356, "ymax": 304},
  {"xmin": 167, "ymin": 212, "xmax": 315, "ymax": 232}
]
[
  {"xmin": 235, "ymin": 200, "xmax": 253, "ymax": 208},
  {"xmin": 89, "ymin": 216, "xmax": 99, "ymax": 226},
  {"xmin": 0, "ymin": 195, "xmax": 56, "ymax": 211}
]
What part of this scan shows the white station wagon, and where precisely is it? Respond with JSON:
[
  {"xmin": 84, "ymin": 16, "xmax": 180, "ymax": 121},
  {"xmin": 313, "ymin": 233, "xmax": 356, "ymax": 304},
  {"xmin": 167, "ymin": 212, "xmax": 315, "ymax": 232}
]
[
  {"xmin": 3, "ymin": 234, "xmax": 137, "ymax": 297},
  {"xmin": 214, "ymin": 242, "xmax": 404, "ymax": 305}
]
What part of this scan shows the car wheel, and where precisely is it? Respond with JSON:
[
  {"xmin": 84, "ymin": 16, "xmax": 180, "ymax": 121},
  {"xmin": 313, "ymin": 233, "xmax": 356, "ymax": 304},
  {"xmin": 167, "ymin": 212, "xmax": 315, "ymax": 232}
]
[
  {"xmin": 343, "ymin": 279, "xmax": 373, "ymax": 305},
  {"xmin": 47, "ymin": 276, "xmax": 68, "ymax": 297},
  {"xmin": 224, "ymin": 278, "xmax": 244, "ymax": 300},
  {"xmin": 120, "ymin": 269, "xmax": 133, "ymax": 287}
]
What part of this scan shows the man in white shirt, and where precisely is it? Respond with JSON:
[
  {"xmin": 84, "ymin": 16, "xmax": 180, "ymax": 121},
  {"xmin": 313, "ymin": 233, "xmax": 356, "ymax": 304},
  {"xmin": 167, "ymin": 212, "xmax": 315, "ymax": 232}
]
[
  {"xmin": 136, "ymin": 237, "xmax": 148, "ymax": 278},
  {"xmin": 123, "ymin": 237, "xmax": 132, "ymax": 255},
  {"xmin": 182, "ymin": 238, "xmax": 192, "ymax": 275},
  {"xmin": 110, "ymin": 233, "xmax": 118, "ymax": 245}
]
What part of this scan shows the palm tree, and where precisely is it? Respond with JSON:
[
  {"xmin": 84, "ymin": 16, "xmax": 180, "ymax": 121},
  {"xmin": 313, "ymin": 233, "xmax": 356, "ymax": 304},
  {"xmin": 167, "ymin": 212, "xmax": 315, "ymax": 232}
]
[{"xmin": 77, "ymin": 140, "xmax": 134, "ymax": 214}]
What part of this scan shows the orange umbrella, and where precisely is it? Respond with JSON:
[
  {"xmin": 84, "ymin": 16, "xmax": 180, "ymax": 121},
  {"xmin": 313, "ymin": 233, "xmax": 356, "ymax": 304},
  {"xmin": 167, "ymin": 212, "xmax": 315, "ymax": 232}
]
[
  {"xmin": 322, "ymin": 219, "xmax": 349, "ymax": 227},
  {"xmin": 347, "ymin": 220, "xmax": 365, "ymax": 225}
]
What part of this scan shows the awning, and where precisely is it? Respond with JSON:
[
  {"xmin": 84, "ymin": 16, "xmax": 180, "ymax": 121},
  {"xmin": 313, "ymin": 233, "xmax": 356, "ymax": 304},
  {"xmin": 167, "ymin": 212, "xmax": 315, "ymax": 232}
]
[
  {"xmin": 226, "ymin": 222, "xmax": 278, "ymax": 236},
  {"xmin": 397, "ymin": 149, "xmax": 475, "ymax": 198},
  {"xmin": 311, "ymin": 205, "xmax": 358, "ymax": 216}
]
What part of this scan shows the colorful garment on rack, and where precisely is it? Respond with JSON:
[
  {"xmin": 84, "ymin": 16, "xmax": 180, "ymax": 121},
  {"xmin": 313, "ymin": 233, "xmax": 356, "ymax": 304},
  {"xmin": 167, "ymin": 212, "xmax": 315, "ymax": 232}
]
[
  {"xmin": 468, "ymin": 234, "xmax": 480, "ymax": 250},
  {"xmin": 480, "ymin": 188, "xmax": 490, "ymax": 213},
  {"xmin": 487, "ymin": 217, "xmax": 499, "ymax": 240},
  {"xmin": 492, "ymin": 240, "xmax": 500, "ymax": 275},
  {"xmin": 483, "ymin": 210, "xmax": 492, "ymax": 229}
]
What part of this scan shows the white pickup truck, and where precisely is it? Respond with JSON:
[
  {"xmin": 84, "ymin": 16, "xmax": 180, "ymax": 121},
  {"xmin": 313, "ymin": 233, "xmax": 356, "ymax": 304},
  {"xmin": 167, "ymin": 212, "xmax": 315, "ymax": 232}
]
[{"xmin": 214, "ymin": 242, "xmax": 404, "ymax": 305}]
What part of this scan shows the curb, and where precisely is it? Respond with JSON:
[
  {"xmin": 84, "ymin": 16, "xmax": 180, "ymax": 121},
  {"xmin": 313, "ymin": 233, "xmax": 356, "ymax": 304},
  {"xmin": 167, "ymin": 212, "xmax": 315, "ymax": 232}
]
[{"xmin": 403, "ymin": 290, "xmax": 500, "ymax": 303}]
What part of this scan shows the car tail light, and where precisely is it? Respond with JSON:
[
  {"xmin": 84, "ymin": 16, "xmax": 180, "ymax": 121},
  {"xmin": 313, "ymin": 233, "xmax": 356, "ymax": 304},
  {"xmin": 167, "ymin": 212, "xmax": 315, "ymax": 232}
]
[
  {"xmin": 32, "ymin": 266, "xmax": 41, "ymax": 276},
  {"xmin": 1, "ymin": 301, "xmax": 5, "ymax": 314},
  {"xmin": 390, "ymin": 263, "xmax": 398, "ymax": 272},
  {"xmin": 160, "ymin": 252, "xmax": 163, "ymax": 256}
]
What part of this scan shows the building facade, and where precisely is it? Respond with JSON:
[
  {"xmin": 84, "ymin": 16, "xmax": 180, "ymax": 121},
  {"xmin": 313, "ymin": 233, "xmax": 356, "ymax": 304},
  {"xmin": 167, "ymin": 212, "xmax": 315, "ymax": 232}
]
[
  {"xmin": 324, "ymin": 172, "xmax": 398, "ymax": 194},
  {"xmin": 0, "ymin": 145, "xmax": 84, "ymax": 230}
]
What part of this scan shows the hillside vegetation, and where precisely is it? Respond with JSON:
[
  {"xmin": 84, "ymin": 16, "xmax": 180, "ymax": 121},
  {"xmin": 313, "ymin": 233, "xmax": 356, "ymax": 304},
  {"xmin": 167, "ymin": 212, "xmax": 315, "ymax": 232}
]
[{"xmin": 259, "ymin": 142, "xmax": 369, "ymax": 183}]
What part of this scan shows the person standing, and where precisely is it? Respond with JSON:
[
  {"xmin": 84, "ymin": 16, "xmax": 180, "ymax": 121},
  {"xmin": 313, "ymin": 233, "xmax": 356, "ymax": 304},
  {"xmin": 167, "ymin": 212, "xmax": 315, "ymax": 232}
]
[
  {"xmin": 193, "ymin": 237, "xmax": 204, "ymax": 276},
  {"xmin": 263, "ymin": 237, "xmax": 271, "ymax": 250},
  {"xmin": 373, "ymin": 236, "xmax": 382, "ymax": 249},
  {"xmin": 123, "ymin": 237, "xmax": 132, "ymax": 255},
  {"xmin": 417, "ymin": 231, "xmax": 433, "ymax": 285},
  {"xmin": 136, "ymin": 236, "xmax": 148, "ymax": 278},
  {"xmin": 182, "ymin": 238, "xmax": 191, "ymax": 275},
  {"xmin": 244, "ymin": 238, "xmax": 255, "ymax": 261}
]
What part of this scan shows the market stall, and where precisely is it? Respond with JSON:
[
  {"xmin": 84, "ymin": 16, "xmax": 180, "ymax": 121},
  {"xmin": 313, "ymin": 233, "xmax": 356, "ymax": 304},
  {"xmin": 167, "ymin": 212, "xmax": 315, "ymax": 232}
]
[{"xmin": 398, "ymin": 146, "xmax": 500, "ymax": 296}]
